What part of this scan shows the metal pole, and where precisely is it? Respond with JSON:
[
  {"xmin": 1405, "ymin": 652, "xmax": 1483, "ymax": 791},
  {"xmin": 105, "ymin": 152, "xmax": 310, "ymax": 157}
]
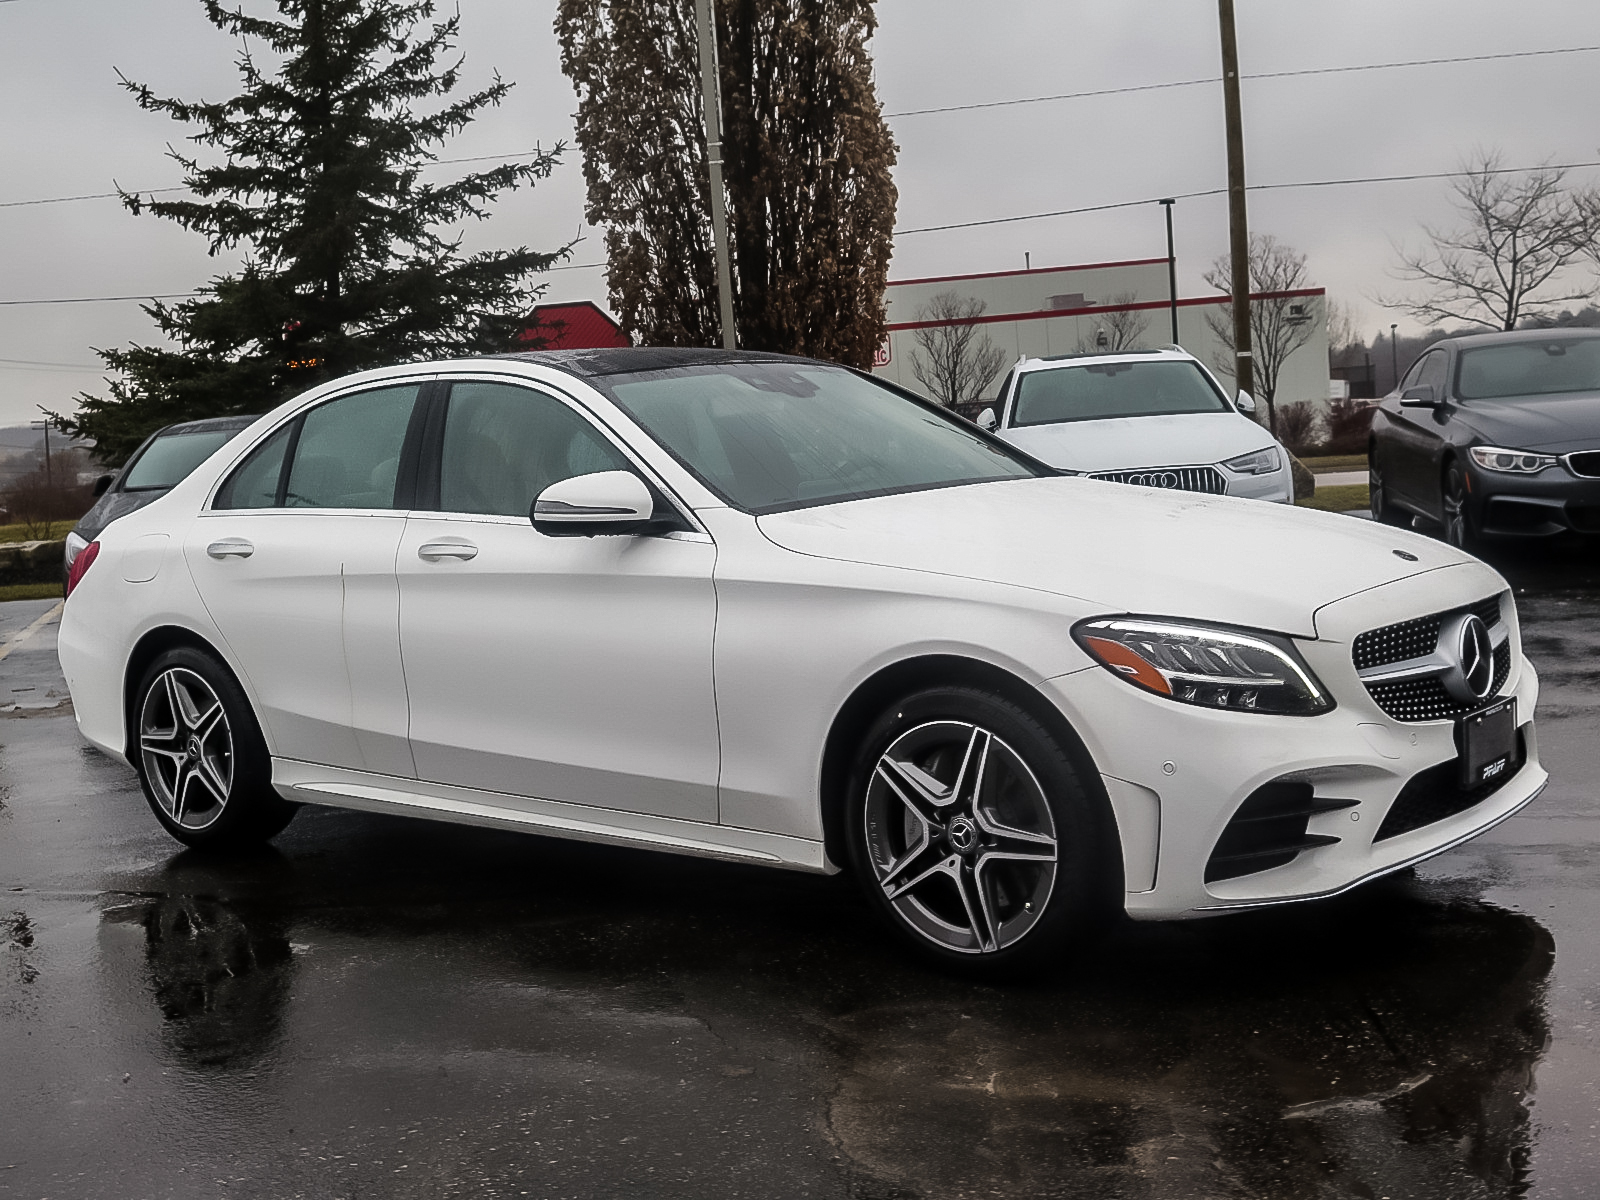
[
  {"xmin": 694, "ymin": 0, "xmax": 737, "ymax": 351},
  {"xmin": 1390, "ymin": 323, "xmax": 1399, "ymax": 390},
  {"xmin": 32, "ymin": 416, "xmax": 52, "ymax": 489},
  {"xmin": 1217, "ymin": 0, "xmax": 1254, "ymax": 400},
  {"xmin": 1159, "ymin": 198, "xmax": 1179, "ymax": 345}
]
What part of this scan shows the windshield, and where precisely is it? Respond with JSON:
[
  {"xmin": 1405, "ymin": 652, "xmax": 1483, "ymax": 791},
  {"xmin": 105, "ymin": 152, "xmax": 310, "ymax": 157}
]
[
  {"xmin": 1011, "ymin": 360, "xmax": 1231, "ymax": 427},
  {"xmin": 602, "ymin": 362, "xmax": 1042, "ymax": 514},
  {"xmin": 1455, "ymin": 338, "xmax": 1600, "ymax": 400},
  {"xmin": 122, "ymin": 429, "xmax": 238, "ymax": 490}
]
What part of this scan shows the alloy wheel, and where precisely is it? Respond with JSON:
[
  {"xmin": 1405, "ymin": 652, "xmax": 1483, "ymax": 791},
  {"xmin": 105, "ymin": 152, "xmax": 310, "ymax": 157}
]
[
  {"xmin": 140, "ymin": 667, "xmax": 235, "ymax": 830},
  {"xmin": 1442, "ymin": 465, "xmax": 1471, "ymax": 548},
  {"xmin": 863, "ymin": 720, "xmax": 1058, "ymax": 955}
]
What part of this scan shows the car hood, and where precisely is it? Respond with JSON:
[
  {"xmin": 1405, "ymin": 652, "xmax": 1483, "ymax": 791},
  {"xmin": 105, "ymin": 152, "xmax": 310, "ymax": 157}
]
[
  {"xmin": 71, "ymin": 488, "xmax": 166, "ymax": 543},
  {"xmin": 998, "ymin": 411, "xmax": 1274, "ymax": 473},
  {"xmin": 755, "ymin": 476, "xmax": 1468, "ymax": 639},
  {"xmin": 1455, "ymin": 392, "xmax": 1600, "ymax": 453}
]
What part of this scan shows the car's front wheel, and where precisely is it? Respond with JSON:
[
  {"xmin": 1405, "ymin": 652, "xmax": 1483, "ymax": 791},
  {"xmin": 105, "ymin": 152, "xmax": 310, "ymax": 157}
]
[
  {"xmin": 1441, "ymin": 461, "xmax": 1479, "ymax": 551},
  {"xmin": 134, "ymin": 647, "xmax": 296, "ymax": 849},
  {"xmin": 845, "ymin": 686, "xmax": 1113, "ymax": 976},
  {"xmin": 1368, "ymin": 455, "xmax": 1408, "ymax": 526}
]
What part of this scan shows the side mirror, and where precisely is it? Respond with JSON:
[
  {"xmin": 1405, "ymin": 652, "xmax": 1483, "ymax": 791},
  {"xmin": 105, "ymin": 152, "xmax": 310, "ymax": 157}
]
[
  {"xmin": 92, "ymin": 474, "xmax": 114, "ymax": 497},
  {"xmin": 1235, "ymin": 390, "xmax": 1257, "ymax": 415},
  {"xmin": 531, "ymin": 470, "xmax": 654, "ymax": 536},
  {"xmin": 1400, "ymin": 385, "xmax": 1439, "ymax": 407},
  {"xmin": 975, "ymin": 407, "xmax": 998, "ymax": 431}
]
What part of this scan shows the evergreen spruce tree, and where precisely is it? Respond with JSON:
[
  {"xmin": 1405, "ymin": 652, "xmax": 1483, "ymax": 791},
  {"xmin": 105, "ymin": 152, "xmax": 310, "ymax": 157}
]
[{"xmin": 65, "ymin": 0, "xmax": 566, "ymax": 464}]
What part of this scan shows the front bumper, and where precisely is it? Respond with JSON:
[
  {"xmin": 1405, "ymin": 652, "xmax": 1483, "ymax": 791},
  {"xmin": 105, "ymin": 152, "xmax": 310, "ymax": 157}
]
[
  {"xmin": 1468, "ymin": 462, "xmax": 1600, "ymax": 536},
  {"xmin": 1043, "ymin": 562, "xmax": 1544, "ymax": 918}
]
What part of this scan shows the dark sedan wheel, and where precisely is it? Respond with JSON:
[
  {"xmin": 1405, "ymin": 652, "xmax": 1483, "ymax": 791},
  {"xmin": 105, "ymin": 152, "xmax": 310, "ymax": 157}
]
[
  {"xmin": 846, "ymin": 687, "xmax": 1112, "ymax": 976},
  {"xmin": 1368, "ymin": 457, "xmax": 1408, "ymax": 526},
  {"xmin": 135, "ymin": 647, "xmax": 296, "ymax": 849},
  {"xmin": 1441, "ymin": 462, "xmax": 1478, "ymax": 550}
]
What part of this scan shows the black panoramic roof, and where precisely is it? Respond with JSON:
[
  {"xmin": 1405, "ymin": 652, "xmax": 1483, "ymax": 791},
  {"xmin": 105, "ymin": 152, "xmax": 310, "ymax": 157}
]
[
  {"xmin": 1446, "ymin": 327, "xmax": 1600, "ymax": 350},
  {"xmin": 492, "ymin": 346, "xmax": 818, "ymax": 379},
  {"xmin": 157, "ymin": 414, "xmax": 259, "ymax": 436}
]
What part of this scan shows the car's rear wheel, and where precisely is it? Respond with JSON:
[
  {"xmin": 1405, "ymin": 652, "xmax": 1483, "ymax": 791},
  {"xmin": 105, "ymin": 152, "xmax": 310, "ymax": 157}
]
[
  {"xmin": 1441, "ymin": 461, "xmax": 1478, "ymax": 550},
  {"xmin": 134, "ymin": 647, "xmax": 296, "ymax": 849},
  {"xmin": 845, "ymin": 686, "xmax": 1112, "ymax": 976}
]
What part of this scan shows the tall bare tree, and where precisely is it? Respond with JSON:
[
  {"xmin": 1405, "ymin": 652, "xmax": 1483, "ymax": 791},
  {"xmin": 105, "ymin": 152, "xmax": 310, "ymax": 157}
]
[
  {"xmin": 1075, "ymin": 293, "xmax": 1151, "ymax": 353},
  {"xmin": 1390, "ymin": 153, "xmax": 1596, "ymax": 331},
  {"xmin": 1204, "ymin": 233, "xmax": 1317, "ymax": 432},
  {"xmin": 909, "ymin": 292, "xmax": 1008, "ymax": 406},
  {"xmin": 556, "ymin": 0, "xmax": 898, "ymax": 367}
]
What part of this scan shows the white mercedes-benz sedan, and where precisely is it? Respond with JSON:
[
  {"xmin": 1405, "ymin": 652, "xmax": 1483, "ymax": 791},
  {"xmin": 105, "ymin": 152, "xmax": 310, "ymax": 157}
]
[
  {"xmin": 59, "ymin": 348, "xmax": 1545, "ymax": 975},
  {"xmin": 981, "ymin": 347, "xmax": 1297, "ymax": 504}
]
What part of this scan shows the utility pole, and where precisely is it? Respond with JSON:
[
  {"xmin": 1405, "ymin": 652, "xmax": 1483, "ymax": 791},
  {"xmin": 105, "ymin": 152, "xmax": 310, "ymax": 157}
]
[
  {"xmin": 694, "ymin": 0, "xmax": 737, "ymax": 350},
  {"xmin": 1217, "ymin": 0, "xmax": 1253, "ymax": 399},
  {"xmin": 30, "ymin": 414, "xmax": 52, "ymax": 489},
  {"xmin": 1390, "ymin": 323, "xmax": 1400, "ymax": 390},
  {"xmin": 1158, "ymin": 198, "xmax": 1179, "ymax": 345}
]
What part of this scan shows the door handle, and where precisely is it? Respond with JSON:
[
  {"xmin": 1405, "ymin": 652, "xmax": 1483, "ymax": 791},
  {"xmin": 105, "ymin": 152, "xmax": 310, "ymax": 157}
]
[
  {"xmin": 417, "ymin": 540, "xmax": 478, "ymax": 561},
  {"xmin": 206, "ymin": 538, "xmax": 254, "ymax": 559}
]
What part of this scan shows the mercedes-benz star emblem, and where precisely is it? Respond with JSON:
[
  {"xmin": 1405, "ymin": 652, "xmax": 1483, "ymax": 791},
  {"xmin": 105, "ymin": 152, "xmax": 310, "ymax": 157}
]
[{"xmin": 1438, "ymin": 612, "xmax": 1496, "ymax": 703}]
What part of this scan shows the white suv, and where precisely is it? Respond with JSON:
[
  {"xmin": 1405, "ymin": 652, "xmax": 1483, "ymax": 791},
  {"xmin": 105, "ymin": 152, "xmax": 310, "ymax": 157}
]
[{"xmin": 981, "ymin": 347, "xmax": 1295, "ymax": 503}]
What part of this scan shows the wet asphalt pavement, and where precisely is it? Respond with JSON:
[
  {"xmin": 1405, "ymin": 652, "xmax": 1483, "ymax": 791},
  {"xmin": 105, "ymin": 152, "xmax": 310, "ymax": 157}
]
[{"xmin": 3, "ymin": 539, "xmax": 1600, "ymax": 1199}]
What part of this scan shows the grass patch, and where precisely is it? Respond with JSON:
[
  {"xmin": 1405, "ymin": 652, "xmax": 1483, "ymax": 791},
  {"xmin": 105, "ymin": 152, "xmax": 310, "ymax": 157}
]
[
  {"xmin": 1299, "ymin": 453, "xmax": 1369, "ymax": 473},
  {"xmin": 0, "ymin": 582, "xmax": 64, "ymax": 603},
  {"xmin": 0, "ymin": 521, "xmax": 76, "ymax": 545},
  {"xmin": 1298, "ymin": 483, "xmax": 1370, "ymax": 512}
]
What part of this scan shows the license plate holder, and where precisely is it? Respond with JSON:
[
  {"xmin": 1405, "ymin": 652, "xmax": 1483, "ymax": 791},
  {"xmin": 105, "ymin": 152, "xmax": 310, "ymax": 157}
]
[{"xmin": 1456, "ymin": 697, "xmax": 1517, "ymax": 791}]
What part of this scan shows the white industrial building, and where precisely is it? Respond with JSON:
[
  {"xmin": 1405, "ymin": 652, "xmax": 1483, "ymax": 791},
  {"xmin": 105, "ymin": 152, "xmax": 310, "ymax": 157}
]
[{"xmin": 871, "ymin": 257, "xmax": 1329, "ymax": 411}]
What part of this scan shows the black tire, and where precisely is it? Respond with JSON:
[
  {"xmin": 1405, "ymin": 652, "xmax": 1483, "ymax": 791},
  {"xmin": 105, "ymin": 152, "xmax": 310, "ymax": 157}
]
[
  {"xmin": 844, "ymin": 686, "xmax": 1116, "ymax": 978},
  {"xmin": 132, "ymin": 646, "xmax": 296, "ymax": 849},
  {"xmin": 1368, "ymin": 453, "xmax": 1408, "ymax": 526},
  {"xmin": 1441, "ymin": 460, "xmax": 1479, "ymax": 551}
]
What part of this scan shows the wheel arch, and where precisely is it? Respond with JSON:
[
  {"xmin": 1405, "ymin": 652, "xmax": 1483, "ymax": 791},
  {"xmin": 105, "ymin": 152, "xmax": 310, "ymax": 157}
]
[
  {"xmin": 122, "ymin": 625, "xmax": 248, "ymax": 761},
  {"xmin": 817, "ymin": 654, "xmax": 1122, "ymax": 892}
]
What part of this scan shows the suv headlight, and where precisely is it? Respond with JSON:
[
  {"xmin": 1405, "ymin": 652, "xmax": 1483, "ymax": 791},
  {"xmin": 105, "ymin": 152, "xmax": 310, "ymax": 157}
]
[
  {"xmin": 1468, "ymin": 446, "xmax": 1558, "ymax": 473},
  {"xmin": 1073, "ymin": 617, "xmax": 1334, "ymax": 715},
  {"xmin": 1222, "ymin": 446, "xmax": 1281, "ymax": 475}
]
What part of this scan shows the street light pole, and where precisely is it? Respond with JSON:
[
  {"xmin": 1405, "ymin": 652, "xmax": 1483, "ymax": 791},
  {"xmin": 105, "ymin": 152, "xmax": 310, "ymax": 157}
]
[
  {"xmin": 1158, "ymin": 198, "xmax": 1179, "ymax": 345},
  {"xmin": 693, "ymin": 0, "xmax": 738, "ymax": 351},
  {"xmin": 1390, "ymin": 323, "xmax": 1399, "ymax": 391},
  {"xmin": 1217, "ymin": 0, "xmax": 1254, "ymax": 400}
]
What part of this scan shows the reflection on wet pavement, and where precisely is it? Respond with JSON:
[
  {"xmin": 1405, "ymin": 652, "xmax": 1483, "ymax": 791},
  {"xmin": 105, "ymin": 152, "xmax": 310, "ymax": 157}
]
[{"xmin": 0, "ymin": 539, "xmax": 1596, "ymax": 1197}]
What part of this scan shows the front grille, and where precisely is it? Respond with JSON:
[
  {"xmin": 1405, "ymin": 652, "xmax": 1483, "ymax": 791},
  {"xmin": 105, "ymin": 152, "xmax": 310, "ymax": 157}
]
[
  {"xmin": 1354, "ymin": 594, "xmax": 1510, "ymax": 722},
  {"xmin": 1375, "ymin": 728, "xmax": 1526, "ymax": 841},
  {"xmin": 1566, "ymin": 450, "xmax": 1600, "ymax": 478},
  {"xmin": 1205, "ymin": 780, "xmax": 1355, "ymax": 883},
  {"xmin": 1089, "ymin": 465, "xmax": 1227, "ymax": 495}
]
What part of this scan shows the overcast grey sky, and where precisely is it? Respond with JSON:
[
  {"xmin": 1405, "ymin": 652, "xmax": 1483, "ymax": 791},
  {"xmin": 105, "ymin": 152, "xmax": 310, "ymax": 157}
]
[{"xmin": 2, "ymin": 0, "xmax": 1597, "ymax": 427}]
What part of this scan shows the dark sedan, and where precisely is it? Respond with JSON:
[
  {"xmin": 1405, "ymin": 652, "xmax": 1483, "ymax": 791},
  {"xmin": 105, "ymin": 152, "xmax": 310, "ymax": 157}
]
[
  {"xmin": 1368, "ymin": 328, "xmax": 1600, "ymax": 547},
  {"xmin": 65, "ymin": 415, "xmax": 258, "ymax": 571}
]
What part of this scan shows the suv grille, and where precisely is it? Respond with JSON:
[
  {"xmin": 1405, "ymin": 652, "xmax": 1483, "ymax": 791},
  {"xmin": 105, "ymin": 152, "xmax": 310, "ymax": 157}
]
[
  {"xmin": 1354, "ymin": 594, "xmax": 1511, "ymax": 722},
  {"xmin": 1089, "ymin": 465, "xmax": 1227, "ymax": 495},
  {"xmin": 1566, "ymin": 450, "xmax": 1600, "ymax": 478}
]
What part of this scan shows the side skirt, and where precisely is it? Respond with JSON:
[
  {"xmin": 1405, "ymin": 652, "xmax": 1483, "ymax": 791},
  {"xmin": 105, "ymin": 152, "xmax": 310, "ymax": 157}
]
[{"xmin": 271, "ymin": 758, "xmax": 834, "ymax": 874}]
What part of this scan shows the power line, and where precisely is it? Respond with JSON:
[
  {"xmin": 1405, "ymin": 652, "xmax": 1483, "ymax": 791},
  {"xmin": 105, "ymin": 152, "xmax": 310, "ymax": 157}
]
[
  {"xmin": 894, "ymin": 158, "xmax": 1600, "ymax": 236},
  {"xmin": 885, "ymin": 44, "xmax": 1600, "ymax": 119},
  {"xmin": 0, "ymin": 356, "xmax": 102, "ymax": 372},
  {"xmin": 0, "ymin": 292, "xmax": 194, "ymax": 307}
]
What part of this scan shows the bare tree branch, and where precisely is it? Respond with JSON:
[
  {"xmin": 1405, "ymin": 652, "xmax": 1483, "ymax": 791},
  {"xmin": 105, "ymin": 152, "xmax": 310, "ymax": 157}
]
[
  {"xmin": 1386, "ymin": 152, "xmax": 1597, "ymax": 331},
  {"xmin": 909, "ymin": 291, "xmax": 1008, "ymax": 405},
  {"xmin": 1075, "ymin": 293, "xmax": 1151, "ymax": 353},
  {"xmin": 1203, "ymin": 234, "xmax": 1317, "ymax": 432}
]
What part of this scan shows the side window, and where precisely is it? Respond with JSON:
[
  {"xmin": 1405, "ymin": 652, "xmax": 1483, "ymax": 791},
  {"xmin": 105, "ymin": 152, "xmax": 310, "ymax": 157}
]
[
  {"xmin": 1416, "ymin": 350, "xmax": 1448, "ymax": 392},
  {"xmin": 214, "ymin": 424, "xmax": 292, "ymax": 510},
  {"xmin": 437, "ymin": 382, "xmax": 631, "ymax": 518},
  {"xmin": 214, "ymin": 384, "xmax": 419, "ymax": 510},
  {"xmin": 1397, "ymin": 353, "xmax": 1431, "ymax": 394}
]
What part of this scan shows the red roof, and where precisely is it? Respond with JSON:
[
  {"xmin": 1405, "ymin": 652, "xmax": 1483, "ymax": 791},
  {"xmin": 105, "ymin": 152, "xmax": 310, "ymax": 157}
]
[{"xmin": 519, "ymin": 301, "xmax": 629, "ymax": 351}]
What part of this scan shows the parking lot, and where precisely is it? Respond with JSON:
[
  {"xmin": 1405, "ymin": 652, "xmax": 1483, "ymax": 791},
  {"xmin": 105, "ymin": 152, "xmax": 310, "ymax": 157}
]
[{"xmin": 1, "ymin": 539, "xmax": 1598, "ymax": 1199}]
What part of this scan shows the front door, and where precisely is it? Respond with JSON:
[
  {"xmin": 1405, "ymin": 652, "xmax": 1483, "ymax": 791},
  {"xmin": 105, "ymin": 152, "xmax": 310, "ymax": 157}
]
[
  {"xmin": 396, "ymin": 379, "xmax": 720, "ymax": 822},
  {"xmin": 184, "ymin": 383, "xmax": 422, "ymax": 776}
]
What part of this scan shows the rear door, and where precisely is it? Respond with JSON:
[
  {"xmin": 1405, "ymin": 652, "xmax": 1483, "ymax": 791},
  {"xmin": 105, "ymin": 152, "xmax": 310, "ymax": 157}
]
[
  {"xmin": 184, "ymin": 382, "xmax": 425, "ymax": 775},
  {"xmin": 395, "ymin": 378, "xmax": 721, "ymax": 822}
]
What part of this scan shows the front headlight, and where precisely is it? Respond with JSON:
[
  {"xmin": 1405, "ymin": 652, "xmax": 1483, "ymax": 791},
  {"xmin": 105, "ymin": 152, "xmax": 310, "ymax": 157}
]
[
  {"xmin": 1222, "ymin": 446, "xmax": 1281, "ymax": 475},
  {"xmin": 1468, "ymin": 446, "xmax": 1558, "ymax": 474},
  {"xmin": 1073, "ymin": 617, "xmax": 1334, "ymax": 715}
]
